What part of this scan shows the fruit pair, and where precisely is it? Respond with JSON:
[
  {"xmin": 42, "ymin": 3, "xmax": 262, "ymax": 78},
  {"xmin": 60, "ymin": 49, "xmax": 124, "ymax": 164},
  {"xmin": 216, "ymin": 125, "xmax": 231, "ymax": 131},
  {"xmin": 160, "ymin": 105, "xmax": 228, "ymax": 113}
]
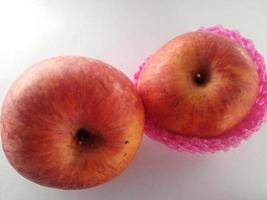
[{"xmin": 1, "ymin": 26, "xmax": 266, "ymax": 189}]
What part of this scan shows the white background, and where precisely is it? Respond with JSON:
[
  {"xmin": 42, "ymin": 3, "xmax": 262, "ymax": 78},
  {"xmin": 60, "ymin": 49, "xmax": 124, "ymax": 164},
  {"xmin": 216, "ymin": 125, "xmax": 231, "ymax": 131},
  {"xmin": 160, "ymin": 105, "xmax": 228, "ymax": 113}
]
[{"xmin": 1, "ymin": 0, "xmax": 267, "ymax": 199}]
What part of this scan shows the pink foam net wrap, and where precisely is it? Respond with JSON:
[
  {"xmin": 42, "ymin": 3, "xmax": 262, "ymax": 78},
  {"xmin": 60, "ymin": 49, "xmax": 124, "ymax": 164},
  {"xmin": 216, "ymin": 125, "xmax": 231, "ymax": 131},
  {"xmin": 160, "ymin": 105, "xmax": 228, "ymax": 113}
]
[{"xmin": 134, "ymin": 25, "xmax": 267, "ymax": 153}]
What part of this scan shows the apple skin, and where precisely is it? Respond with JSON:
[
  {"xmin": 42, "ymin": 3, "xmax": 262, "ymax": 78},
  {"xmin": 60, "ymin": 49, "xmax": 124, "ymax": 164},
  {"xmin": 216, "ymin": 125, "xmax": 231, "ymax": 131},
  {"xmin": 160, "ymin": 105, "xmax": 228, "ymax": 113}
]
[
  {"xmin": 137, "ymin": 32, "xmax": 259, "ymax": 138},
  {"xmin": 1, "ymin": 56, "xmax": 144, "ymax": 189}
]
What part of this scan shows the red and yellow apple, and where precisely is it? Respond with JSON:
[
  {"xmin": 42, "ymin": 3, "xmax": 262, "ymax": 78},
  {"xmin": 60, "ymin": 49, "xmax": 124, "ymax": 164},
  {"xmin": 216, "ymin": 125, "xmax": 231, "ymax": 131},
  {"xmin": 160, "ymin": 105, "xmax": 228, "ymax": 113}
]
[
  {"xmin": 137, "ymin": 32, "xmax": 259, "ymax": 138},
  {"xmin": 1, "ymin": 56, "xmax": 144, "ymax": 189}
]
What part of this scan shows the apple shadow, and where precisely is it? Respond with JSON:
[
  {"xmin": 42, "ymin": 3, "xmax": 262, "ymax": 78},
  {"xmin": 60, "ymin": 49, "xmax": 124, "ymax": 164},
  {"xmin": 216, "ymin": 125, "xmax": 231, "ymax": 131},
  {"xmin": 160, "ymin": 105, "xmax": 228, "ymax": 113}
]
[
  {"xmin": 214, "ymin": 195, "xmax": 266, "ymax": 200},
  {"xmin": 45, "ymin": 136, "xmax": 212, "ymax": 200}
]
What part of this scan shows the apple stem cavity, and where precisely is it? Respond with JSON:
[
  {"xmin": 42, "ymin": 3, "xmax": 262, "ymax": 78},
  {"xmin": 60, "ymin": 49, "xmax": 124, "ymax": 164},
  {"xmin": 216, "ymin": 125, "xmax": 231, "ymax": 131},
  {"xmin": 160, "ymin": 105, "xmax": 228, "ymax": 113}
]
[
  {"xmin": 193, "ymin": 70, "xmax": 210, "ymax": 86},
  {"xmin": 75, "ymin": 128, "xmax": 104, "ymax": 150}
]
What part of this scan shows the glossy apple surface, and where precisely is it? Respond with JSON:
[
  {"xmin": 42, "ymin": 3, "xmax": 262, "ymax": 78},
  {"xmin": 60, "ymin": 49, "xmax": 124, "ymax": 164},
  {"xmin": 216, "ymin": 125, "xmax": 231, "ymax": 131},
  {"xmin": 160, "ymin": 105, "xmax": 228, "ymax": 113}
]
[
  {"xmin": 1, "ymin": 56, "xmax": 144, "ymax": 189},
  {"xmin": 137, "ymin": 32, "xmax": 259, "ymax": 138}
]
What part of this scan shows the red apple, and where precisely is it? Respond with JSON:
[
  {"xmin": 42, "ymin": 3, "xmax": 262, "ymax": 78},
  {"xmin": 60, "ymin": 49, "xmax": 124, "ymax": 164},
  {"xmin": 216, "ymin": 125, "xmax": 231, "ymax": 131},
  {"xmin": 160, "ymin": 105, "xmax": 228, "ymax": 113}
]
[
  {"xmin": 1, "ymin": 56, "xmax": 144, "ymax": 189},
  {"xmin": 137, "ymin": 32, "xmax": 259, "ymax": 138}
]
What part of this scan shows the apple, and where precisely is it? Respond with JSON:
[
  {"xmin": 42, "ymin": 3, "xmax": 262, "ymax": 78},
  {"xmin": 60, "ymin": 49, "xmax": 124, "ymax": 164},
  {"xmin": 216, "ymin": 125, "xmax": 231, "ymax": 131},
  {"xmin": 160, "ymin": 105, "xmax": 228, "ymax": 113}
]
[
  {"xmin": 137, "ymin": 31, "xmax": 259, "ymax": 138},
  {"xmin": 1, "ymin": 56, "xmax": 144, "ymax": 189}
]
